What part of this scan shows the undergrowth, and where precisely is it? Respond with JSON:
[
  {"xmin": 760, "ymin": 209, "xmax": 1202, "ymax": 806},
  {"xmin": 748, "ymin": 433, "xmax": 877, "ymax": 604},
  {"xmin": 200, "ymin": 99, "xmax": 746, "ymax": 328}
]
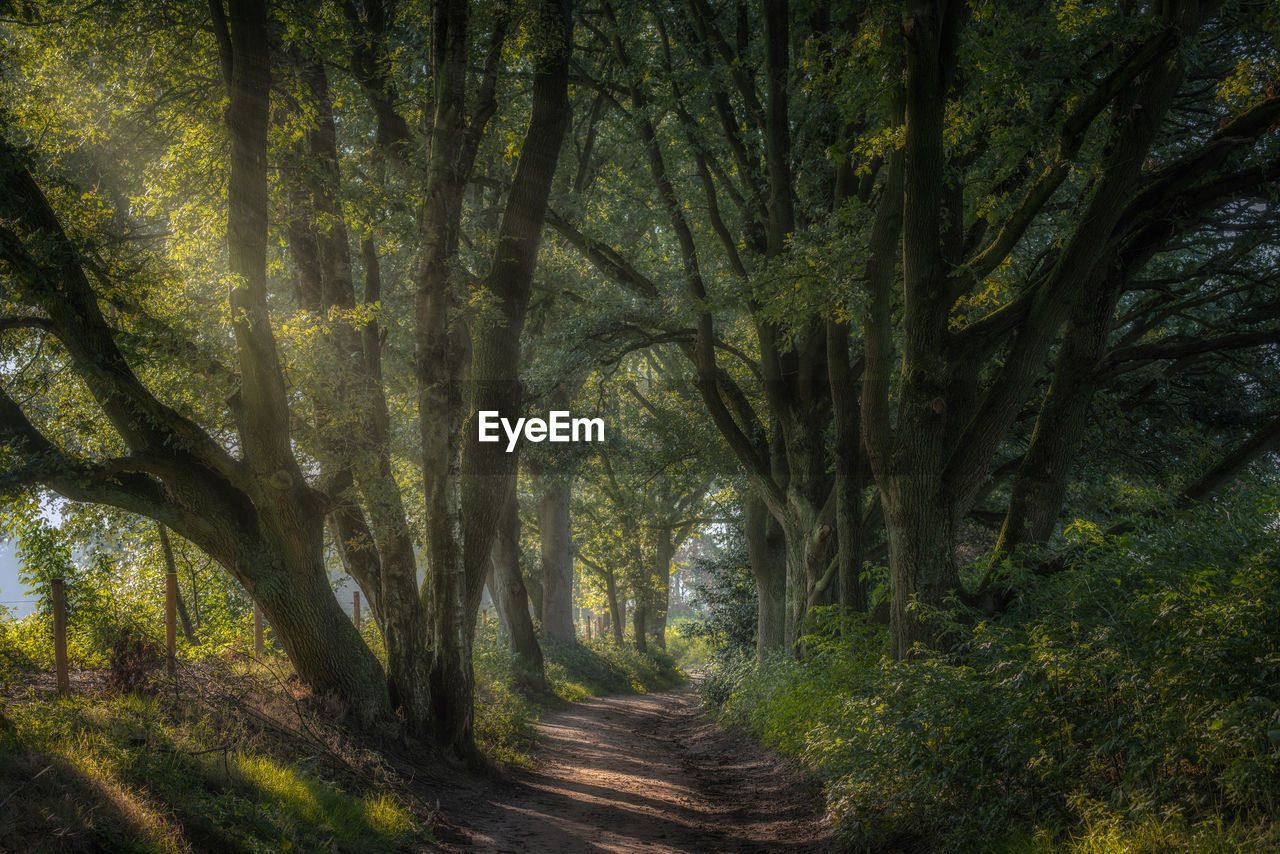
[
  {"xmin": 471, "ymin": 620, "xmax": 685, "ymax": 767},
  {"xmin": 704, "ymin": 494, "xmax": 1280, "ymax": 852},
  {"xmin": 542, "ymin": 635, "xmax": 684, "ymax": 700},
  {"xmin": 1, "ymin": 590, "xmax": 690, "ymax": 845},
  {"xmin": 0, "ymin": 655, "xmax": 424, "ymax": 853}
]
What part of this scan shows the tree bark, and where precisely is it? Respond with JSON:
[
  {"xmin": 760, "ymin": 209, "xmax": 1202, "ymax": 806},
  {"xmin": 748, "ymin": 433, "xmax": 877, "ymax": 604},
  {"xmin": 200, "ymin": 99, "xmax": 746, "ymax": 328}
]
[
  {"xmin": 489, "ymin": 477, "xmax": 548, "ymax": 692},
  {"xmin": 998, "ymin": 280, "xmax": 1119, "ymax": 551},
  {"xmin": 424, "ymin": 0, "xmax": 572, "ymax": 761},
  {"xmin": 649, "ymin": 527, "xmax": 676, "ymax": 649},
  {"xmin": 745, "ymin": 494, "xmax": 786, "ymax": 659},
  {"xmin": 632, "ymin": 600, "xmax": 648, "ymax": 653},
  {"xmin": 828, "ymin": 322, "xmax": 868, "ymax": 612},
  {"xmin": 539, "ymin": 474, "xmax": 575, "ymax": 644},
  {"xmin": 416, "ymin": 0, "xmax": 474, "ymax": 763},
  {"xmin": 604, "ymin": 568, "xmax": 624, "ymax": 644}
]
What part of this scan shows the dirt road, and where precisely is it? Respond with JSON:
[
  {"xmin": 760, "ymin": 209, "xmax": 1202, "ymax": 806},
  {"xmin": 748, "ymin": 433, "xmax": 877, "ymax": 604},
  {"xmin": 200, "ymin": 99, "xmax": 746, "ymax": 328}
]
[{"xmin": 431, "ymin": 685, "xmax": 835, "ymax": 853}]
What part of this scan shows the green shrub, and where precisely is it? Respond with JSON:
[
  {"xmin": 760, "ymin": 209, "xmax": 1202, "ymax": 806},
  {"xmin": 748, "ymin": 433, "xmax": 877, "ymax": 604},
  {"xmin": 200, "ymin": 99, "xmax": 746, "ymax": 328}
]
[
  {"xmin": 0, "ymin": 607, "xmax": 38, "ymax": 686},
  {"xmin": 472, "ymin": 623, "xmax": 540, "ymax": 767},
  {"xmin": 698, "ymin": 647, "xmax": 755, "ymax": 708},
  {"xmin": 665, "ymin": 619, "xmax": 713, "ymax": 668},
  {"xmin": 710, "ymin": 491, "xmax": 1280, "ymax": 851}
]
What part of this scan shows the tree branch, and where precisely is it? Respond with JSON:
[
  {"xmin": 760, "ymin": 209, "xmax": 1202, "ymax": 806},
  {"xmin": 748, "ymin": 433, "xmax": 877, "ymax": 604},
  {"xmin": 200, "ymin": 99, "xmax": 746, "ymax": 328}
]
[{"xmin": 1096, "ymin": 328, "xmax": 1280, "ymax": 380}]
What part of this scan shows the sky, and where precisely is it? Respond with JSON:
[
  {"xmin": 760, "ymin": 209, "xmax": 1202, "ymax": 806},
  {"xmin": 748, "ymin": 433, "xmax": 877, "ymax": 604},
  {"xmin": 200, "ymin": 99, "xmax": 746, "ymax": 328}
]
[{"xmin": 0, "ymin": 541, "xmax": 35, "ymax": 617}]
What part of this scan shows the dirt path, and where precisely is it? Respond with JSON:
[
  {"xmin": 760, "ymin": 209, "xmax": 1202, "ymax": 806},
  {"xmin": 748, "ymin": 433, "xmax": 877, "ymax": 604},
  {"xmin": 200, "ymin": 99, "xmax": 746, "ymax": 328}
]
[{"xmin": 430, "ymin": 685, "xmax": 836, "ymax": 853}]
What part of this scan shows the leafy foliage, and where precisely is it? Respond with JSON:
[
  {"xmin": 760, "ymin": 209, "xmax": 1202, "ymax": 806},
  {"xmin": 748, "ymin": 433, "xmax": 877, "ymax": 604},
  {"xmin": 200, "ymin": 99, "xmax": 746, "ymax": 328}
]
[
  {"xmin": 708, "ymin": 487, "xmax": 1280, "ymax": 851},
  {"xmin": 107, "ymin": 626, "xmax": 163, "ymax": 694},
  {"xmin": 679, "ymin": 527, "xmax": 758, "ymax": 662}
]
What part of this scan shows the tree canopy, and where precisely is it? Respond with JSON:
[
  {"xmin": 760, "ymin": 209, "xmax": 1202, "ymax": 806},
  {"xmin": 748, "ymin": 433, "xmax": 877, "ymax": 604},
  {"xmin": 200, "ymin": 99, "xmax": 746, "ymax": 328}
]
[{"xmin": 2, "ymin": 0, "xmax": 1278, "ymax": 771}]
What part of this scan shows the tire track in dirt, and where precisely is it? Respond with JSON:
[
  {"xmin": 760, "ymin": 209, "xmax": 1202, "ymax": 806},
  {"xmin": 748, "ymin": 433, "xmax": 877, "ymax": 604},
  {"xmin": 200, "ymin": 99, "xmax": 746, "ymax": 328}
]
[{"xmin": 431, "ymin": 684, "xmax": 835, "ymax": 853}]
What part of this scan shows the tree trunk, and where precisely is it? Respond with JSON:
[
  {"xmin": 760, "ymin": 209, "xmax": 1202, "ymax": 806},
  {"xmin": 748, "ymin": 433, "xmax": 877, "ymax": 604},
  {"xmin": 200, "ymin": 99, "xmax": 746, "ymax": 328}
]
[
  {"xmin": 490, "ymin": 476, "xmax": 548, "ymax": 692},
  {"xmin": 632, "ymin": 600, "xmax": 648, "ymax": 653},
  {"xmin": 881, "ymin": 1, "xmax": 962, "ymax": 658},
  {"xmin": 649, "ymin": 529, "xmax": 676, "ymax": 650},
  {"xmin": 527, "ymin": 562, "xmax": 545, "ymax": 624},
  {"xmin": 604, "ymin": 570, "xmax": 624, "ymax": 644},
  {"xmin": 998, "ymin": 282, "xmax": 1117, "ymax": 551},
  {"xmin": 424, "ymin": 0, "xmax": 572, "ymax": 761},
  {"xmin": 884, "ymin": 463, "xmax": 957, "ymax": 658},
  {"xmin": 745, "ymin": 494, "xmax": 786, "ymax": 659},
  {"xmin": 539, "ymin": 475, "xmax": 575, "ymax": 643},
  {"xmin": 245, "ymin": 537, "xmax": 390, "ymax": 725},
  {"xmin": 828, "ymin": 321, "xmax": 868, "ymax": 612},
  {"xmin": 175, "ymin": 586, "xmax": 197, "ymax": 645}
]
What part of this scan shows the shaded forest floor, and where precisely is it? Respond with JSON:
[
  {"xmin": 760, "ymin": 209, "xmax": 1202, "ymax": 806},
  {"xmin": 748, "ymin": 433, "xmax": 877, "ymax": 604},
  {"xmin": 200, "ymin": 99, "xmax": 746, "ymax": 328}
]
[{"xmin": 430, "ymin": 683, "xmax": 836, "ymax": 853}]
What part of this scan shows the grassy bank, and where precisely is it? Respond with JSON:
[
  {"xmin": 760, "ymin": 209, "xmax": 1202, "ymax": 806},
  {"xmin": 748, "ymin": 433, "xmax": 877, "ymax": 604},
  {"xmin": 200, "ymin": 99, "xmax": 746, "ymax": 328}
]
[
  {"xmin": 0, "ymin": 658, "xmax": 422, "ymax": 853},
  {"xmin": 0, "ymin": 603, "xmax": 687, "ymax": 850}
]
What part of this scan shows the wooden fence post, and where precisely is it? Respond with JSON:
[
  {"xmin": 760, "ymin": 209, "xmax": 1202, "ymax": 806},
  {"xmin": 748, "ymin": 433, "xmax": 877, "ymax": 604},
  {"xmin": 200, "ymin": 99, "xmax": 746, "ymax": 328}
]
[
  {"xmin": 253, "ymin": 602, "xmax": 264, "ymax": 658},
  {"xmin": 165, "ymin": 570, "xmax": 177, "ymax": 677},
  {"xmin": 52, "ymin": 578, "xmax": 70, "ymax": 696},
  {"xmin": 353, "ymin": 590, "xmax": 360, "ymax": 630}
]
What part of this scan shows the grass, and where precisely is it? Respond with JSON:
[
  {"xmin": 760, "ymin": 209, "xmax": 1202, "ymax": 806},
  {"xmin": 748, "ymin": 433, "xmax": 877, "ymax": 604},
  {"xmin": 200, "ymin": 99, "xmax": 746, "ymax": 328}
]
[
  {"xmin": 0, "ymin": 612, "xmax": 691, "ymax": 849},
  {"xmin": 542, "ymin": 635, "xmax": 685, "ymax": 700},
  {"xmin": 471, "ymin": 622, "xmax": 687, "ymax": 767},
  {"xmin": 996, "ymin": 813, "xmax": 1280, "ymax": 853},
  {"xmin": 0, "ymin": 664, "xmax": 424, "ymax": 853}
]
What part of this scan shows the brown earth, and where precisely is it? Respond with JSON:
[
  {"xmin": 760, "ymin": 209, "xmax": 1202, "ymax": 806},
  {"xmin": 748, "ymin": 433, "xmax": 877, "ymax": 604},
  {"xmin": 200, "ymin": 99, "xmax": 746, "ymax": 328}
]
[{"xmin": 429, "ymin": 684, "xmax": 838, "ymax": 853}]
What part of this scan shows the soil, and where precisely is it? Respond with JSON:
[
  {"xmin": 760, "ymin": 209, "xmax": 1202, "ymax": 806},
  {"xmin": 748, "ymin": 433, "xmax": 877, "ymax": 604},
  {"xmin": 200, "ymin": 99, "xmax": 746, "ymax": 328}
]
[{"xmin": 428, "ymin": 684, "xmax": 837, "ymax": 853}]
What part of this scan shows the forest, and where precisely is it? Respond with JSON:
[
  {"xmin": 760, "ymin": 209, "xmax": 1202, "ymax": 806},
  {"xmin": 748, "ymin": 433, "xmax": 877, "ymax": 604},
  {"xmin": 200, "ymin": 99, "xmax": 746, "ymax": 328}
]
[{"xmin": 1, "ymin": 0, "xmax": 1279, "ymax": 851}]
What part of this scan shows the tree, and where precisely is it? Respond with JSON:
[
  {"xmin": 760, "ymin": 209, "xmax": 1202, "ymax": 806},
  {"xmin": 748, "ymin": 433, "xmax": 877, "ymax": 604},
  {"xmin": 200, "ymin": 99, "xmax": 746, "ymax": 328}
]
[
  {"xmin": 486, "ymin": 472, "xmax": 547, "ymax": 693},
  {"xmin": 548, "ymin": 0, "xmax": 1279, "ymax": 658},
  {"xmin": 572, "ymin": 354, "xmax": 714, "ymax": 651},
  {"xmin": 1, "ymin": 0, "xmax": 573, "ymax": 759},
  {"xmin": 535, "ymin": 460, "xmax": 576, "ymax": 644},
  {"xmin": 545, "ymin": 0, "xmax": 900, "ymax": 656},
  {"xmin": 1, "ymin": 0, "xmax": 390, "ymax": 721},
  {"xmin": 866, "ymin": 0, "xmax": 1279, "ymax": 653}
]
